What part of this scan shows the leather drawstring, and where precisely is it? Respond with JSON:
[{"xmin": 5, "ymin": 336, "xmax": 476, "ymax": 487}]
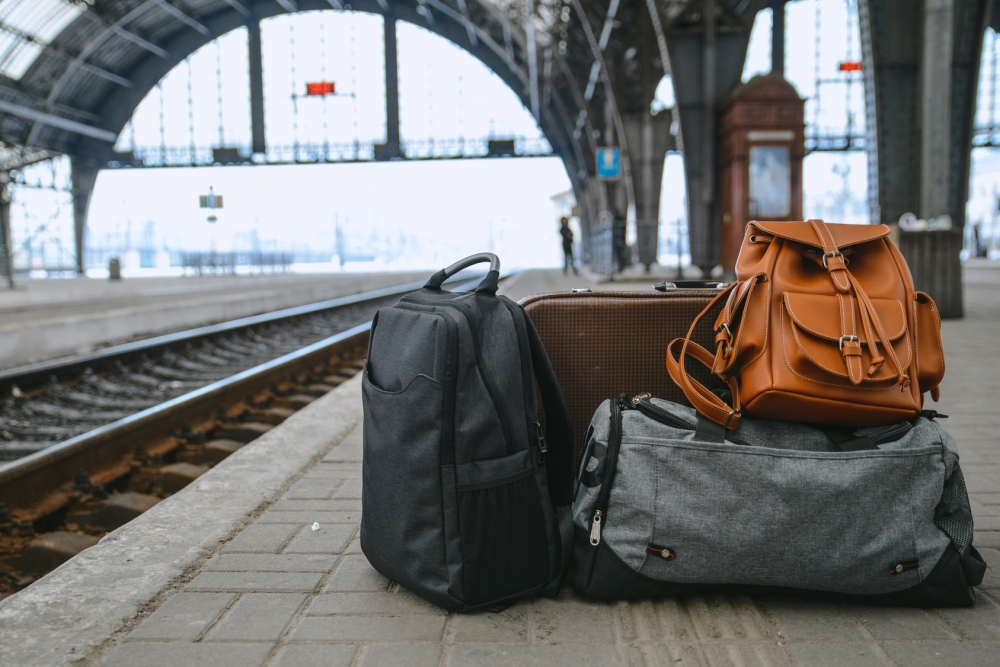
[
  {"xmin": 808, "ymin": 219, "xmax": 908, "ymax": 390},
  {"xmin": 844, "ymin": 268, "xmax": 908, "ymax": 389}
]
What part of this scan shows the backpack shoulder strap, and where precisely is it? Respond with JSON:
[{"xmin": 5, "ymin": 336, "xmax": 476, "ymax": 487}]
[{"xmin": 523, "ymin": 313, "xmax": 574, "ymax": 507}]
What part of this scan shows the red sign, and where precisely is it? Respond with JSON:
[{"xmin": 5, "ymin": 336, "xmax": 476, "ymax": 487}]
[
  {"xmin": 838, "ymin": 61, "xmax": 862, "ymax": 72},
  {"xmin": 305, "ymin": 81, "xmax": 336, "ymax": 96}
]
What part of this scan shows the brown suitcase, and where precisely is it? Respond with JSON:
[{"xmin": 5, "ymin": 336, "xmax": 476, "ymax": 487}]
[{"xmin": 520, "ymin": 282, "xmax": 726, "ymax": 464}]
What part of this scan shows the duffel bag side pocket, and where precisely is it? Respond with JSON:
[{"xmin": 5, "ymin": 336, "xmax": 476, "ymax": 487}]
[
  {"xmin": 455, "ymin": 450, "xmax": 552, "ymax": 607},
  {"xmin": 361, "ymin": 366, "xmax": 456, "ymax": 609}
]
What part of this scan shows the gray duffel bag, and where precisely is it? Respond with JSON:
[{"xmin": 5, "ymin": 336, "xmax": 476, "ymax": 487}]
[{"xmin": 573, "ymin": 395, "xmax": 987, "ymax": 606}]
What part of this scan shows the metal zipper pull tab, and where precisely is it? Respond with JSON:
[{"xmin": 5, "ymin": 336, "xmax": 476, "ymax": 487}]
[
  {"xmin": 589, "ymin": 510, "xmax": 602, "ymax": 546},
  {"xmin": 534, "ymin": 421, "xmax": 547, "ymax": 464},
  {"xmin": 631, "ymin": 392, "xmax": 652, "ymax": 406}
]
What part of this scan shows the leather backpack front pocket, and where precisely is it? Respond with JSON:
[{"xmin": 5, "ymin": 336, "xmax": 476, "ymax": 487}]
[{"xmin": 782, "ymin": 292, "xmax": 910, "ymax": 386}]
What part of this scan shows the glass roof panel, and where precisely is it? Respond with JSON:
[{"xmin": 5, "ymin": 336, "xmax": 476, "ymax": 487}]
[{"xmin": 0, "ymin": 0, "xmax": 85, "ymax": 80}]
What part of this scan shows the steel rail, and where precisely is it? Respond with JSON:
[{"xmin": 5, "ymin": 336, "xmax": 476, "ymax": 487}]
[
  {"xmin": 0, "ymin": 272, "xmax": 506, "ymax": 514},
  {"xmin": 0, "ymin": 275, "xmax": 477, "ymax": 394}
]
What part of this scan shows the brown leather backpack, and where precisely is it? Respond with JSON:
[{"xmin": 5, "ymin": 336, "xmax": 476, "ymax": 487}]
[{"xmin": 667, "ymin": 219, "xmax": 945, "ymax": 430}]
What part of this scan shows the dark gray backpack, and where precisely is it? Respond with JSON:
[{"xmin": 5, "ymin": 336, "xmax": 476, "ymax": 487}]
[{"xmin": 360, "ymin": 254, "xmax": 574, "ymax": 611}]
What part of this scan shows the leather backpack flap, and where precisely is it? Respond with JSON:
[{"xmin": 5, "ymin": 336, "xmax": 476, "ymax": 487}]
[{"xmin": 913, "ymin": 291, "xmax": 945, "ymax": 399}]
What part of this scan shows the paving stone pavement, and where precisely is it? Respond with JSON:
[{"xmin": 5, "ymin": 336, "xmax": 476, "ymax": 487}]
[{"xmin": 96, "ymin": 268, "xmax": 1000, "ymax": 667}]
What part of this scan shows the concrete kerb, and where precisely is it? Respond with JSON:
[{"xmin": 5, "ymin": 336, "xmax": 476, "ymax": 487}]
[{"xmin": 0, "ymin": 374, "xmax": 365, "ymax": 667}]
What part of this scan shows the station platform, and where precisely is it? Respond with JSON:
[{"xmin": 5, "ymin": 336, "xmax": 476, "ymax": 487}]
[
  {"xmin": 0, "ymin": 272, "xmax": 426, "ymax": 371},
  {"xmin": 0, "ymin": 267, "xmax": 998, "ymax": 666}
]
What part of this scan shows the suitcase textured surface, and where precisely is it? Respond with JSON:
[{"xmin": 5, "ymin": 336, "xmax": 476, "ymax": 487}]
[{"xmin": 520, "ymin": 287, "xmax": 724, "ymax": 464}]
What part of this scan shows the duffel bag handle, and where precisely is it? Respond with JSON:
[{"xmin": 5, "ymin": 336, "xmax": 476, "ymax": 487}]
[
  {"xmin": 424, "ymin": 252, "xmax": 501, "ymax": 294},
  {"xmin": 665, "ymin": 283, "xmax": 744, "ymax": 430}
]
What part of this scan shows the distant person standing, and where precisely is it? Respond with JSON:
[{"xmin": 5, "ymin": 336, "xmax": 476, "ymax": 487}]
[{"xmin": 560, "ymin": 217, "xmax": 578, "ymax": 275}]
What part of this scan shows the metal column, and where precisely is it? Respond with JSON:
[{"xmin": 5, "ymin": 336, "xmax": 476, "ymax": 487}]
[
  {"xmin": 0, "ymin": 171, "xmax": 12, "ymax": 287},
  {"xmin": 71, "ymin": 159, "xmax": 100, "ymax": 276},
  {"xmin": 248, "ymin": 17, "xmax": 266, "ymax": 156},
  {"xmin": 771, "ymin": 0, "xmax": 785, "ymax": 75},
  {"xmin": 623, "ymin": 110, "xmax": 673, "ymax": 271},
  {"xmin": 921, "ymin": 0, "xmax": 953, "ymax": 219},
  {"xmin": 379, "ymin": 12, "xmax": 402, "ymax": 160},
  {"xmin": 859, "ymin": 0, "xmax": 991, "ymax": 318},
  {"xmin": 665, "ymin": 1, "xmax": 753, "ymax": 276}
]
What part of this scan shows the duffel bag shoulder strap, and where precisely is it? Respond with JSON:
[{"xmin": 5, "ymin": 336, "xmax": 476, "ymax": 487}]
[
  {"xmin": 524, "ymin": 315, "xmax": 574, "ymax": 507},
  {"xmin": 666, "ymin": 283, "xmax": 744, "ymax": 430}
]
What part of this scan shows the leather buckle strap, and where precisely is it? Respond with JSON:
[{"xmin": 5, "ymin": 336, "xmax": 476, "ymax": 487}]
[
  {"xmin": 809, "ymin": 220, "xmax": 851, "ymax": 293},
  {"xmin": 666, "ymin": 282, "xmax": 745, "ymax": 431},
  {"xmin": 715, "ymin": 322, "xmax": 732, "ymax": 357},
  {"xmin": 838, "ymin": 334, "xmax": 860, "ymax": 351}
]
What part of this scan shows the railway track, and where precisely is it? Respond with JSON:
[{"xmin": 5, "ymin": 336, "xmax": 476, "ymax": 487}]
[{"xmin": 0, "ymin": 272, "xmax": 501, "ymax": 599}]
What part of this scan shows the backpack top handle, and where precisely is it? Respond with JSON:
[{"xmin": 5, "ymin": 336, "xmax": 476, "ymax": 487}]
[{"xmin": 424, "ymin": 252, "xmax": 501, "ymax": 295}]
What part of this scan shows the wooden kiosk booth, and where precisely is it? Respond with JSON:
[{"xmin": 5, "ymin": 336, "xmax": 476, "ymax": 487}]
[{"xmin": 719, "ymin": 75, "xmax": 806, "ymax": 272}]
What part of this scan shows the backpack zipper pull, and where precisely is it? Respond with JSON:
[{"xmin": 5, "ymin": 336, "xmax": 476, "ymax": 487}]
[
  {"xmin": 590, "ymin": 510, "xmax": 602, "ymax": 546},
  {"xmin": 534, "ymin": 421, "xmax": 547, "ymax": 465}
]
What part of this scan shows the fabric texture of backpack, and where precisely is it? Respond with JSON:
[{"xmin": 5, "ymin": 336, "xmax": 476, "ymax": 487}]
[
  {"xmin": 574, "ymin": 395, "xmax": 986, "ymax": 607},
  {"xmin": 360, "ymin": 253, "xmax": 574, "ymax": 612}
]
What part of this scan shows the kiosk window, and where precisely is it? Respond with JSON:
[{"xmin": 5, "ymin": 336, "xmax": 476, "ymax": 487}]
[{"xmin": 749, "ymin": 146, "xmax": 791, "ymax": 218}]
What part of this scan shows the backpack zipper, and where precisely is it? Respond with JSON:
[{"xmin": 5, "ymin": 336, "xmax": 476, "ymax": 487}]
[
  {"xmin": 590, "ymin": 396, "xmax": 625, "ymax": 546},
  {"xmin": 534, "ymin": 421, "xmax": 547, "ymax": 465}
]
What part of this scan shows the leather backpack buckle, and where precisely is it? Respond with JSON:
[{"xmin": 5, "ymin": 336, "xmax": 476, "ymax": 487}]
[
  {"xmin": 822, "ymin": 251, "xmax": 844, "ymax": 268},
  {"xmin": 715, "ymin": 322, "xmax": 733, "ymax": 357},
  {"xmin": 839, "ymin": 335, "xmax": 861, "ymax": 352}
]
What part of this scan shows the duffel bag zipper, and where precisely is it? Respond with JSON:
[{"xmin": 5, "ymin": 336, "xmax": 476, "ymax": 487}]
[
  {"xmin": 631, "ymin": 392, "xmax": 913, "ymax": 449},
  {"xmin": 590, "ymin": 396, "xmax": 626, "ymax": 546},
  {"xmin": 871, "ymin": 422, "xmax": 912, "ymax": 445},
  {"xmin": 634, "ymin": 396, "xmax": 751, "ymax": 447},
  {"xmin": 632, "ymin": 396, "xmax": 695, "ymax": 430}
]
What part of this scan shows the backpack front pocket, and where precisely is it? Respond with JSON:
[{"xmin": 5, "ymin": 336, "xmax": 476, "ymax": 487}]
[
  {"xmin": 361, "ymin": 367, "xmax": 451, "ymax": 605},
  {"xmin": 455, "ymin": 450, "xmax": 552, "ymax": 606}
]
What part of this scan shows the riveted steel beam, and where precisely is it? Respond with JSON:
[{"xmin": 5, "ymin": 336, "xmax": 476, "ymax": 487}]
[
  {"xmin": 0, "ymin": 100, "xmax": 116, "ymax": 143},
  {"xmin": 223, "ymin": 0, "xmax": 252, "ymax": 17},
  {"xmin": 156, "ymin": 0, "xmax": 211, "ymax": 37},
  {"xmin": 455, "ymin": 0, "xmax": 479, "ymax": 46},
  {"xmin": 0, "ymin": 22, "xmax": 134, "ymax": 88},
  {"xmin": 584, "ymin": 0, "xmax": 621, "ymax": 101}
]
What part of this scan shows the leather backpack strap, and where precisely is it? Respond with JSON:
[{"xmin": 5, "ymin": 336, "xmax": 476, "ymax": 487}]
[
  {"xmin": 808, "ymin": 219, "xmax": 851, "ymax": 294},
  {"xmin": 666, "ymin": 284, "xmax": 744, "ymax": 429}
]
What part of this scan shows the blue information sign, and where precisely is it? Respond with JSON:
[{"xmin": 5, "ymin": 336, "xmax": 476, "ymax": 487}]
[{"xmin": 596, "ymin": 147, "xmax": 621, "ymax": 180}]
